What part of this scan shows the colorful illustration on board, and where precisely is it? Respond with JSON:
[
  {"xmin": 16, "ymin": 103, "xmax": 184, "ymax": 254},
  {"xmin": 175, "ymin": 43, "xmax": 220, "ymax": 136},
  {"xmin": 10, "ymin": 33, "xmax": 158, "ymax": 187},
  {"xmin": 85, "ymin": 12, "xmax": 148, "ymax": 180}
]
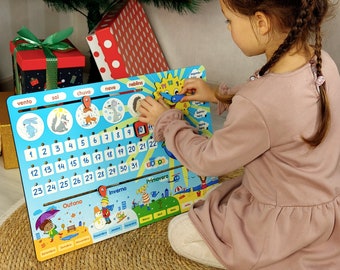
[
  {"xmin": 7, "ymin": 65, "xmax": 219, "ymax": 261},
  {"xmin": 153, "ymin": 73, "xmax": 190, "ymax": 114}
]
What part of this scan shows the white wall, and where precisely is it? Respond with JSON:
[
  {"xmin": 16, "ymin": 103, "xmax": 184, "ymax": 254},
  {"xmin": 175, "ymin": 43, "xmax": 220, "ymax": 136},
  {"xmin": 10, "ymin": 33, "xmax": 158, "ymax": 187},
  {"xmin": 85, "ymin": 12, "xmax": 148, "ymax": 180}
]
[
  {"xmin": 143, "ymin": 0, "xmax": 340, "ymax": 86},
  {"xmin": 1, "ymin": 0, "xmax": 339, "ymax": 88},
  {"xmin": 0, "ymin": 0, "xmax": 89, "ymax": 88},
  {"xmin": 144, "ymin": 0, "xmax": 264, "ymax": 85}
]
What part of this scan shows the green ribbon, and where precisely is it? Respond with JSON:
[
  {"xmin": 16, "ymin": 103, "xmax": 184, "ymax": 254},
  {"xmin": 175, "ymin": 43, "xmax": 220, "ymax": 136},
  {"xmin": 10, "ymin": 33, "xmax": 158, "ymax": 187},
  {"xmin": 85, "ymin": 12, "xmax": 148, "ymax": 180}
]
[{"xmin": 12, "ymin": 27, "xmax": 74, "ymax": 93}]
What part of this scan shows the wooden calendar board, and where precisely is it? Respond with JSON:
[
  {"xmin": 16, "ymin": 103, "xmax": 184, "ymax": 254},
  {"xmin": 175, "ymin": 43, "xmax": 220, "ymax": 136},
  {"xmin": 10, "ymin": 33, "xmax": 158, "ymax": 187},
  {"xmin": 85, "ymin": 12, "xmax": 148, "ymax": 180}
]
[{"xmin": 7, "ymin": 65, "xmax": 218, "ymax": 261}]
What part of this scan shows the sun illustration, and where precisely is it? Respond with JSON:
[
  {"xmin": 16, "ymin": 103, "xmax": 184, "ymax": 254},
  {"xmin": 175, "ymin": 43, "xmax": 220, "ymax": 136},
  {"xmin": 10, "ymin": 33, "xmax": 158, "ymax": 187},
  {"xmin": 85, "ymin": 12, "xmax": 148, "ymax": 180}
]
[{"xmin": 154, "ymin": 74, "xmax": 190, "ymax": 114}]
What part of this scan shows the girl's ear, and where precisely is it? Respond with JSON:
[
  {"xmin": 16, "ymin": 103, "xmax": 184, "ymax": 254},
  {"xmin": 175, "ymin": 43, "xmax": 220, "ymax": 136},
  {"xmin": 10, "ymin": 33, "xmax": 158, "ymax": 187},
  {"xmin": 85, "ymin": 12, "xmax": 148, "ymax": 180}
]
[{"xmin": 254, "ymin": 11, "xmax": 271, "ymax": 36}]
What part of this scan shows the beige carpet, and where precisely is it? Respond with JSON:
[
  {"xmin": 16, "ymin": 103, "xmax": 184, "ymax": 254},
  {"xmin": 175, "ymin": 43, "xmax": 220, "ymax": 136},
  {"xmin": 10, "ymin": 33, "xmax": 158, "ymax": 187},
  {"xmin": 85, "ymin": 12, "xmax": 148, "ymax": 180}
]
[{"xmin": 0, "ymin": 169, "xmax": 243, "ymax": 270}]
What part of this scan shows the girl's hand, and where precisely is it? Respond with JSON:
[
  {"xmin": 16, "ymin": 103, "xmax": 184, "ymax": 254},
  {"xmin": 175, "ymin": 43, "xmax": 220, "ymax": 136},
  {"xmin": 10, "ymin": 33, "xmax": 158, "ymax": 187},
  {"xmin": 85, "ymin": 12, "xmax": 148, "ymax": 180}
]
[
  {"xmin": 138, "ymin": 96, "xmax": 170, "ymax": 126},
  {"xmin": 180, "ymin": 78, "xmax": 219, "ymax": 103}
]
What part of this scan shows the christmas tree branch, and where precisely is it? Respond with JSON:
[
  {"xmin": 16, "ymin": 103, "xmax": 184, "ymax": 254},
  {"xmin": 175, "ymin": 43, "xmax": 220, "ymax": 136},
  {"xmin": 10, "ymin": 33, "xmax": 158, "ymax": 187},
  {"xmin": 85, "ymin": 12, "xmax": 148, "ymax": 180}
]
[
  {"xmin": 139, "ymin": 0, "xmax": 211, "ymax": 13},
  {"xmin": 67, "ymin": 5, "xmax": 88, "ymax": 18}
]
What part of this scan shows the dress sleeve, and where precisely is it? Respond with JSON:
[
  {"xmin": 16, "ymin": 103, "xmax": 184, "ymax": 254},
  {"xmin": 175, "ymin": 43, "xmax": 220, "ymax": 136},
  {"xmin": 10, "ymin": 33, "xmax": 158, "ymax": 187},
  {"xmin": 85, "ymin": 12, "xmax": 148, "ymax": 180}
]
[
  {"xmin": 153, "ymin": 95, "xmax": 270, "ymax": 176},
  {"xmin": 216, "ymin": 83, "xmax": 242, "ymax": 115},
  {"xmin": 217, "ymin": 83, "xmax": 230, "ymax": 115}
]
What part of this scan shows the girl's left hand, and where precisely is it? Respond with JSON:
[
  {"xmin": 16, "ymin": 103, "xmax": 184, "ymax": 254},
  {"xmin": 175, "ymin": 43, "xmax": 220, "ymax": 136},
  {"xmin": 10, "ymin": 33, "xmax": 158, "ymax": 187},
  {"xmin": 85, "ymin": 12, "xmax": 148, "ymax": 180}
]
[{"xmin": 138, "ymin": 96, "xmax": 170, "ymax": 126}]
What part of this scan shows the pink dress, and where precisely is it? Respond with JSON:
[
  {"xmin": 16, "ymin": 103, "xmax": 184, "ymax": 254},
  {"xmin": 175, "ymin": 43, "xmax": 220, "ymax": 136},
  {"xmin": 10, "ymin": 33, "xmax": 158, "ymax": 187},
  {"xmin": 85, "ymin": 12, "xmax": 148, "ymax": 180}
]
[{"xmin": 153, "ymin": 51, "xmax": 340, "ymax": 269}]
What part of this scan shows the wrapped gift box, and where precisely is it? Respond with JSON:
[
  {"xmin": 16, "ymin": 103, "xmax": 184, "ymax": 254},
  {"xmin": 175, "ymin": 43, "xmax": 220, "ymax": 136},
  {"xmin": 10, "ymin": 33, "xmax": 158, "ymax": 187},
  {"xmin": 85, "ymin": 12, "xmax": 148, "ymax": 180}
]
[
  {"xmin": 86, "ymin": 0, "xmax": 169, "ymax": 80},
  {"xmin": 10, "ymin": 39, "xmax": 85, "ymax": 94},
  {"xmin": 0, "ymin": 91, "xmax": 18, "ymax": 169}
]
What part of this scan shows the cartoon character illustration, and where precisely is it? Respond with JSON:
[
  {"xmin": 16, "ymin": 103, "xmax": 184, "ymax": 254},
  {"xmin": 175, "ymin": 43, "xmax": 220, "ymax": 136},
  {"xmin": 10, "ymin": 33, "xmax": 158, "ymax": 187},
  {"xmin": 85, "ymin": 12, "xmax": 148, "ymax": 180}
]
[
  {"xmin": 153, "ymin": 74, "xmax": 191, "ymax": 158},
  {"xmin": 101, "ymin": 196, "xmax": 111, "ymax": 224},
  {"xmin": 75, "ymin": 97, "xmax": 100, "ymax": 129},
  {"xmin": 35, "ymin": 209, "xmax": 62, "ymax": 242},
  {"xmin": 132, "ymin": 199, "xmax": 138, "ymax": 208},
  {"xmin": 137, "ymin": 184, "xmax": 151, "ymax": 210},
  {"xmin": 51, "ymin": 113, "xmax": 69, "ymax": 133},
  {"xmin": 23, "ymin": 117, "xmax": 38, "ymax": 138},
  {"xmin": 39, "ymin": 219, "xmax": 62, "ymax": 242},
  {"xmin": 153, "ymin": 73, "xmax": 190, "ymax": 114},
  {"xmin": 93, "ymin": 206, "xmax": 106, "ymax": 230},
  {"xmin": 105, "ymin": 99, "xmax": 123, "ymax": 122},
  {"xmin": 82, "ymin": 96, "xmax": 97, "ymax": 124},
  {"xmin": 200, "ymin": 176, "xmax": 207, "ymax": 189},
  {"xmin": 47, "ymin": 108, "xmax": 73, "ymax": 134},
  {"xmin": 84, "ymin": 115, "xmax": 97, "ymax": 125}
]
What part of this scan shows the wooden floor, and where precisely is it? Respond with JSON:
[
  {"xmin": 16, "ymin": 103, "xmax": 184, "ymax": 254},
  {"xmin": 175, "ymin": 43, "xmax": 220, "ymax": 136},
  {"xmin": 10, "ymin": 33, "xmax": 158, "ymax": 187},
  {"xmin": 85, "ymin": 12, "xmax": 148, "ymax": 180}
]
[{"xmin": 0, "ymin": 103, "xmax": 226, "ymax": 219}]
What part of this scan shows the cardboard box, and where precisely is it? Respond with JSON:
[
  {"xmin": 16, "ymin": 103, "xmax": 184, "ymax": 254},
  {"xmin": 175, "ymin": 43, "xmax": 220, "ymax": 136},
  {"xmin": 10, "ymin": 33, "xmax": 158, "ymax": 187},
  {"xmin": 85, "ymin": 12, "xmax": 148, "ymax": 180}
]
[
  {"xmin": 10, "ymin": 40, "xmax": 85, "ymax": 94},
  {"xmin": 86, "ymin": 0, "xmax": 169, "ymax": 80},
  {"xmin": 0, "ymin": 91, "xmax": 18, "ymax": 169}
]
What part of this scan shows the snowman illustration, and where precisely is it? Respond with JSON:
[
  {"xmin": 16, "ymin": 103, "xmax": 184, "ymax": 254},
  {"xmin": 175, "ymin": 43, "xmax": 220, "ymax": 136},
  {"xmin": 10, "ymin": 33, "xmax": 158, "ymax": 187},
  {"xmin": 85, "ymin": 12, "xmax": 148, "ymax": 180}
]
[{"xmin": 93, "ymin": 206, "xmax": 106, "ymax": 230}]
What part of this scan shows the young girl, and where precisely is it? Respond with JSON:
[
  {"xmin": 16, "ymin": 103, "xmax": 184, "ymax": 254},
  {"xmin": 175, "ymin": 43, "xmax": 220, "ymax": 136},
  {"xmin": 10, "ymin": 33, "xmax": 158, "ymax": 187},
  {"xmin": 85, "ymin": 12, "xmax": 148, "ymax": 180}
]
[{"xmin": 138, "ymin": 0, "xmax": 340, "ymax": 269}]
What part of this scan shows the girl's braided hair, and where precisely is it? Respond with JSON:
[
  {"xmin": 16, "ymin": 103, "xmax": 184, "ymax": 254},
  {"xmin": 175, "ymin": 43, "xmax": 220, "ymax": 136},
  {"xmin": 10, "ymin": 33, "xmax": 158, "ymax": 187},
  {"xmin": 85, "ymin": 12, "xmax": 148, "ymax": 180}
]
[{"xmin": 218, "ymin": 0, "xmax": 333, "ymax": 147}]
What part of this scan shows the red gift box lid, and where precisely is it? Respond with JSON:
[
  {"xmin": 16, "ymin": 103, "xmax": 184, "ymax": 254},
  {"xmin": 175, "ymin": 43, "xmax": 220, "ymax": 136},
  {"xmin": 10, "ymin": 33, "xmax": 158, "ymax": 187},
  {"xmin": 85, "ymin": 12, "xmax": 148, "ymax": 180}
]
[
  {"xmin": 10, "ymin": 40, "xmax": 85, "ymax": 71},
  {"xmin": 86, "ymin": 0, "xmax": 169, "ymax": 80}
]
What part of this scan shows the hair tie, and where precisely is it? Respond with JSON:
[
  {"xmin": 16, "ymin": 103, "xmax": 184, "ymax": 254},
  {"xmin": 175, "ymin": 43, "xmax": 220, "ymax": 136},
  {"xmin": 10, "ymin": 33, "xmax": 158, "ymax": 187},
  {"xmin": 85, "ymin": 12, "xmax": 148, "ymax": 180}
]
[
  {"xmin": 315, "ymin": 75, "xmax": 325, "ymax": 87},
  {"xmin": 249, "ymin": 70, "xmax": 260, "ymax": 81}
]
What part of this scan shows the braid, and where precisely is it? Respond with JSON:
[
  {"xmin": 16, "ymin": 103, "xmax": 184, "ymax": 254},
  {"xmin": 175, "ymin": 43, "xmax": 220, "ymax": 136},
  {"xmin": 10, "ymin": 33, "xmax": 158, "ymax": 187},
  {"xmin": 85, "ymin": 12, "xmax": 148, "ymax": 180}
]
[
  {"xmin": 303, "ymin": 21, "xmax": 331, "ymax": 146},
  {"xmin": 259, "ymin": 0, "xmax": 312, "ymax": 76},
  {"xmin": 258, "ymin": 0, "xmax": 331, "ymax": 146},
  {"xmin": 219, "ymin": 0, "xmax": 332, "ymax": 146}
]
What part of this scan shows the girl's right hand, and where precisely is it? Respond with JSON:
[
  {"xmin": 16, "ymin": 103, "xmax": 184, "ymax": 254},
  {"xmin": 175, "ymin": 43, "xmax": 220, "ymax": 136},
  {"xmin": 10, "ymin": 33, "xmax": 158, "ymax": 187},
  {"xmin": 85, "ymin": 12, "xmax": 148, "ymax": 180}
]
[{"xmin": 180, "ymin": 78, "xmax": 218, "ymax": 103}]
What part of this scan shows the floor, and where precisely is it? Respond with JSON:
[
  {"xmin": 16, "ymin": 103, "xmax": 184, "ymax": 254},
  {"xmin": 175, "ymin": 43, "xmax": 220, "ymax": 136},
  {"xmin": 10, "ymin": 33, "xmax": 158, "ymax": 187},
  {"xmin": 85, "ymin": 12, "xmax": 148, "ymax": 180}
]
[{"xmin": 0, "ymin": 103, "xmax": 226, "ymax": 220}]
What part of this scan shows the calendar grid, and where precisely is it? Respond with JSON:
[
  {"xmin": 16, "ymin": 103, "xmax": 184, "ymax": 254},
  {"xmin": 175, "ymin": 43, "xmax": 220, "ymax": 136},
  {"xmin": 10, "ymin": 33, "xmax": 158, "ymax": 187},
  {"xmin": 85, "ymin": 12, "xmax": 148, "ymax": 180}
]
[{"xmin": 7, "ymin": 66, "xmax": 219, "ymax": 261}]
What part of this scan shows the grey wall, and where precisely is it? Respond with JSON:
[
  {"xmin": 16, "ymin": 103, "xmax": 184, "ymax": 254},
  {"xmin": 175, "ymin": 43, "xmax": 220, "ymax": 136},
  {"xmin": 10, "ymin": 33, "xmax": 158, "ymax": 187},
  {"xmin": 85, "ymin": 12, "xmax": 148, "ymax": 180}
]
[
  {"xmin": 1, "ymin": 0, "xmax": 339, "ymax": 89},
  {"xmin": 143, "ymin": 0, "xmax": 340, "ymax": 86}
]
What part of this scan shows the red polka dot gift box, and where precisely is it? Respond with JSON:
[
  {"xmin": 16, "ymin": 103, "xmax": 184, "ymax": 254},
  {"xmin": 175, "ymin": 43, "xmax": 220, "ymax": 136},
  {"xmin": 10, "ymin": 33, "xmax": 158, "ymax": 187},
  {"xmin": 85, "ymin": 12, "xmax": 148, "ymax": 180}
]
[{"xmin": 86, "ymin": 0, "xmax": 169, "ymax": 81}]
